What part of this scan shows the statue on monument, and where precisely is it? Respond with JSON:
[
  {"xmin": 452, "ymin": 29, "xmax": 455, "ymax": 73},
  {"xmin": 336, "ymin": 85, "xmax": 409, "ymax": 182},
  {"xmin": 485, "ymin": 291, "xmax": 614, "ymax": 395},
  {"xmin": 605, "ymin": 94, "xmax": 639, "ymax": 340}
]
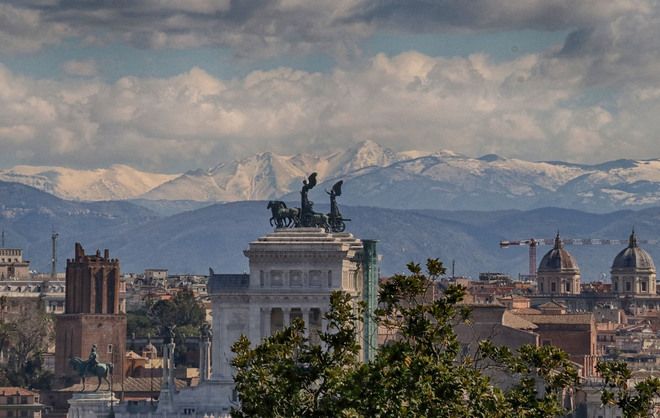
[
  {"xmin": 200, "ymin": 322, "xmax": 213, "ymax": 341},
  {"xmin": 299, "ymin": 172, "xmax": 330, "ymax": 229},
  {"xmin": 162, "ymin": 324, "xmax": 176, "ymax": 344},
  {"xmin": 268, "ymin": 172, "xmax": 352, "ymax": 232},
  {"xmin": 68, "ymin": 344, "xmax": 114, "ymax": 392},
  {"xmin": 326, "ymin": 180, "xmax": 350, "ymax": 232}
]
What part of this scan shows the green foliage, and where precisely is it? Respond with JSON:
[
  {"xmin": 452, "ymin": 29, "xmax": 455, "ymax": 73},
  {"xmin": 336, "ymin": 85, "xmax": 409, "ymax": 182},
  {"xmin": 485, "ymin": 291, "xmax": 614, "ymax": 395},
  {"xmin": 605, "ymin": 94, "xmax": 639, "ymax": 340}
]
[
  {"xmin": 127, "ymin": 309, "xmax": 159, "ymax": 338},
  {"xmin": 231, "ymin": 259, "xmax": 584, "ymax": 417},
  {"xmin": 145, "ymin": 289, "xmax": 207, "ymax": 334},
  {"xmin": 232, "ymin": 292, "xmax": 362, "ymax": 417},
  {"xmin": 597, "ymin": 360, "xmax": 660, "ymax": 418}
]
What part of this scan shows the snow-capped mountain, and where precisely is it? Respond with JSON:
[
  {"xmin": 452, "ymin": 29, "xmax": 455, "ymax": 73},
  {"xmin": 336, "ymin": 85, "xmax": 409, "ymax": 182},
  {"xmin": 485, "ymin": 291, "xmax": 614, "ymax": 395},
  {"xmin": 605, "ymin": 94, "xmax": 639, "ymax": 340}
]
[
  {"xmin": 7, "ymin": 141, "xmax": 660, "ymax": 212},
  {"xmin": 0, "ymin": 165, "xmax": 178, "ymax": 201},
  {"xmin": 142, "ymin": 140, "xmax": 404, "ymax": 201},
  {"xmin": 314, "ymin": 154, "xmax": 660, "ymax": 212}
]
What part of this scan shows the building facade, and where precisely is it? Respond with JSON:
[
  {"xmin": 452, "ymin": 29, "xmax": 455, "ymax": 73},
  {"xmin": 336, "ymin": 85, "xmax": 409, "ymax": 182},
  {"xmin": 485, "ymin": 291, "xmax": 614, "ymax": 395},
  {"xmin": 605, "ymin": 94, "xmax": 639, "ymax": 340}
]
[
  {"xmin": 536, "ymin": 234, "xmax": 581, "ymax": 296},
  {"xmin": 0, "ymin": 387, "xmax": 43, "ymax": 418},
  {"xmin": 117, "ymin": 227, "xmax": 368, "ymax": 417},
  {"xmin": 0, "ymin": 249, "xmax": 29, "ymax": 280},
  {"xmin": 611, "ymin": 231, "xmax": 657, "ymax": 296}
]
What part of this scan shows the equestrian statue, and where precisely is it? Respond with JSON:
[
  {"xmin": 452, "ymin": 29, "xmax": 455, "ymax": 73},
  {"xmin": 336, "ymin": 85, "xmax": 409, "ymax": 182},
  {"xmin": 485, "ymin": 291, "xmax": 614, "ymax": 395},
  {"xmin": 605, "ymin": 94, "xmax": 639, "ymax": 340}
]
[{"xmin": 68, "ymin": 344, "xmax": 114, "ymax": 392}]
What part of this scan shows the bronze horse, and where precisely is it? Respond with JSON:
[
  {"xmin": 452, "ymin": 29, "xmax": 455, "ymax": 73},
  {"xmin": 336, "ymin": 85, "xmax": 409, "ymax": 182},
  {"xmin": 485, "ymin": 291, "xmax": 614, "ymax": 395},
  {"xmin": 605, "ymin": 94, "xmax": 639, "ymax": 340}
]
[
  {"xmin": 69, "ymin": 357, "xmax": 113, "ymax": 392},
  {"xmin": 267, "ymin": 201, "xmax": 300, "ymax": 228}
]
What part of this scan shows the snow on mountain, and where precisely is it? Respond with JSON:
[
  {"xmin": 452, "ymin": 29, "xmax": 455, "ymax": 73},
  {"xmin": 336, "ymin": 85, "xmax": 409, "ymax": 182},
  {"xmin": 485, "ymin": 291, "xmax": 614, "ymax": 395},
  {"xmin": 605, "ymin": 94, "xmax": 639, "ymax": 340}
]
[
  {"xmin": 0, "ymin": 165, "xmax": 178, "ymax": 201},
  {"xmin": 328, "ymin": 156, "xmax": 660, "ymax": 211},
  {"xmin": 7, "ymin": 142, "xmax": 660, "ymax": 212},
  {"xmin": 142, "ymin": 140, "xmax": 404, "ymax": 201}
]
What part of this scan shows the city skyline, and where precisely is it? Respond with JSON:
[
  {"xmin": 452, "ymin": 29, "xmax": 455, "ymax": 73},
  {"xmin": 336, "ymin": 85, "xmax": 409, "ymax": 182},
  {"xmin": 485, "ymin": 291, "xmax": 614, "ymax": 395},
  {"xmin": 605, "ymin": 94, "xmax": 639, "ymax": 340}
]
[{"xmin": 0, "ymin": 1, "xmax": 659, "ymax": 171}]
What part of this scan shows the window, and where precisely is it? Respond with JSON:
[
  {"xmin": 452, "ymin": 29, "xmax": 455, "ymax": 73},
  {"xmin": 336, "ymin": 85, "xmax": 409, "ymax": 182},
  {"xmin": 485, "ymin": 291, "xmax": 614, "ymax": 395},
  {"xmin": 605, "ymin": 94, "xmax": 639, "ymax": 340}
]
[
  {"xmin": 183, "ymin": 408, "xmax": 196, "ymax": 415},
  {"xmin": 542, "ymin": 340, "xmax": 552, "ymax": 346},
  {"xmin": 309, "ymin": 270, "xmax": 322, "ymax": 287},
  {"xmin": 565, "ymin": 282, "xmax": 571, "ymax": 292},
  {"xmin": 626, "ymin": 281, "xmax": 631, "ymax": 292},
  {"xmin": 289, "ymin": 270, "xmax": 303, "ymax": 287},
  {"xmin": 539, "ymin": 282, "xmax": 543, "ymax": 293},
  {"xmin": 614, "ymin": 281, "xmax": 618, "ymax": 291},
  {"xmin": 551, "ymin": 282, "xmax": 556, "ymax": 292},
  {"xmin": 642, "ymin": 281, "xmax": 647, "ymax": 292},
  {"xmin": 259, "ymin": 270, "xmax": 264, "ymax": 288},
  {"xmin": 107, "ymin": 344, "xmax": 113, "ymax": 354},
  {"xmin": 270, "ymin": 271, "xmax": 283, "ymax": 287}
]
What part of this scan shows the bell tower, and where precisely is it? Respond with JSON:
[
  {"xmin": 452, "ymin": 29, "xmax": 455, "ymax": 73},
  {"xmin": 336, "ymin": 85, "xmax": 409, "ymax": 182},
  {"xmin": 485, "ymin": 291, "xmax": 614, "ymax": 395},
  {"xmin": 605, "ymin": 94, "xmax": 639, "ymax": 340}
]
[{"xmin": 54, "ymin": 243, "xmax": 126, "ymax": 381}]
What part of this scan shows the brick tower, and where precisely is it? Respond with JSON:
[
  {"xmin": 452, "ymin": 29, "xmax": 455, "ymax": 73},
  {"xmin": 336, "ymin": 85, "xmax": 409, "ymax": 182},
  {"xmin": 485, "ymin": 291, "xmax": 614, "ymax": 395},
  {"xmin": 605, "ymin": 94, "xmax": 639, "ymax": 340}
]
[{"xmin": 54, "ymin": 243, "xmax": 126, "ymax": 381}]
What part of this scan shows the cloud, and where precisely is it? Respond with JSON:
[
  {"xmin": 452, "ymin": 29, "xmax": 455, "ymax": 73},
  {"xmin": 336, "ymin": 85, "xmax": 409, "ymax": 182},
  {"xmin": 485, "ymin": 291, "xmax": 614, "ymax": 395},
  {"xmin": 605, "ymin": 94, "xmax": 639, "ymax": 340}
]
[
  {"xmin": 61, "ymin": 59, "xmax": 98, "ymax": 77},
  {"xmin": 3, "ymin": 0, "xmax": 652, "ymax": 57},
  {"xmin": 0, "ymin": 3, "xmax": 74, "ymax": 53},
  {"xmin": 1, "ymin": 45, "xmax": 660, "ymax": 171}
]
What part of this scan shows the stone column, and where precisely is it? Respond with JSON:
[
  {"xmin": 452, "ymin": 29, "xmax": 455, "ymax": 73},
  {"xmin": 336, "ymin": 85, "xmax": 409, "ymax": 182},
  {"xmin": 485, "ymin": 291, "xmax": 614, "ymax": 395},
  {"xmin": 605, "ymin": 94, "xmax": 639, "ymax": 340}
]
[
  {"xmin": 321, "ymin": 311, "xmax": 329, "ymax": 332},
  {"xmin": 283, "ymin": 307, "xmax": 291, "ymax": 328},
  {"xmin": 302, "ymin": 308, "xmax": 310, "ymax": 338},
  {"xmin": 199, "ymin": 333, "xmax": 211, "ymax": 383},
  {"xmin": 262, "ymin": 307, "xmax": 271, "ymax": 338},
  {"xmin": 157, "ymin": 341, "xmax": 176, "ymax": 414},
  {"xmin": 248, "ymin": 304, "xmax": 261, "ymax": 345}
]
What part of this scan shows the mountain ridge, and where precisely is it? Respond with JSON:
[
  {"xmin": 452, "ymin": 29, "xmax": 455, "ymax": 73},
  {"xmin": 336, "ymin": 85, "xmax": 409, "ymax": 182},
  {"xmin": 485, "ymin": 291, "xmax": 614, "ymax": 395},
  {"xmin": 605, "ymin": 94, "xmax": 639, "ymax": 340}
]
[{"xmin": 5, "ymin": 142, "xmax": 660, "ymax": 212}]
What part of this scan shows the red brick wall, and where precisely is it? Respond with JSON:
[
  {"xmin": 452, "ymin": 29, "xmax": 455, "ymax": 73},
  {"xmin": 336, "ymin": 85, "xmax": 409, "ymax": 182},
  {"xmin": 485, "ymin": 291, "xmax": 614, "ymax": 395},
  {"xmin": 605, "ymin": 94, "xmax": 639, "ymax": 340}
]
[{"xmin": 54, "ymin": 314, "xmax": 126, "ymax": 380}]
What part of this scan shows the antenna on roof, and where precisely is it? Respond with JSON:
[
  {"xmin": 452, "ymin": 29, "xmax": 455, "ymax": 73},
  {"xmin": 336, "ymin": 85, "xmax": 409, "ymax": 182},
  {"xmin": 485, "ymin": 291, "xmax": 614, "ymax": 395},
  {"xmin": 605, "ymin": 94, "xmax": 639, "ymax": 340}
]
[
  {"xmin": 1, "ymin": 230, "xmax": 4, "ymax": 248},
  {"xmin": 51, "ymin": 228, "xmax": 59, "ymax": 279}
]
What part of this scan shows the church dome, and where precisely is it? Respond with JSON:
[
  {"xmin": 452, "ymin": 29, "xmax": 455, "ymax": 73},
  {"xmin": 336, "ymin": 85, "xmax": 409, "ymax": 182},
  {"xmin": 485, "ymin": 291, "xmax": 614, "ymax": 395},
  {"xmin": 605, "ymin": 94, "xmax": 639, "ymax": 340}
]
[
  {"xmin": 612, "ymin": 231, "xmax": 655, "ymax": 272},
  {"xmin": 538, "ymin": 234, "xmax": 580, "ymax": 273}
]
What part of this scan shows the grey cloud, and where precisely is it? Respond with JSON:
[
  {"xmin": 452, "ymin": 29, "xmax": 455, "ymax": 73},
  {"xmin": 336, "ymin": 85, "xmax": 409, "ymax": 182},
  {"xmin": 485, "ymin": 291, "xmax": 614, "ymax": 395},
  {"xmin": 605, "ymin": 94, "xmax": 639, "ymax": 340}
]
[{"xmin": 2, "ymin": 0, "xmax": 653, "ymax": 56}]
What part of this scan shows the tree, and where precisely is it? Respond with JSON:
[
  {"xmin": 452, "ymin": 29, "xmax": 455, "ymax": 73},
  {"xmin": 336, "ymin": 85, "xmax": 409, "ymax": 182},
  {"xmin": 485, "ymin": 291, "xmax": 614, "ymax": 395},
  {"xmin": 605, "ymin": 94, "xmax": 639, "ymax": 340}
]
[
  {"xmin": 232, "ymin": 292, "xmax": 362, "ymax": 417},
  {"xmin": 231, "ymin": 259, "xmax": 581, "ymax": 417},
  {"xmin": 0, "ymin": 310, "xmax": 54, "ymax": 389},
  {"xmin": 146, "ymin": 289, "xmax": 206, "ymax": 333},
  {"xmin": 597, "ymin": 360, "xmax": 660, "ymax": 418},
  {"xmin": 127, "ymin": 309, "xmax": 159, "ymax": 338}
]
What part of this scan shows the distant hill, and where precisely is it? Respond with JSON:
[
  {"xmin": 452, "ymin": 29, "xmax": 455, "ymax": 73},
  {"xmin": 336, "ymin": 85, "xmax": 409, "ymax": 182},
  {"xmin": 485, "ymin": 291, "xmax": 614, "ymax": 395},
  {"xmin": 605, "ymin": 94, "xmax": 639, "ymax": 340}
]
[
  {"xmin": 2, "ymin": 181, "xmax": 659, "ymax": 279},
  {"xmin": 0, "ymin": 181, "xmax": 158, "ymax": 271}
]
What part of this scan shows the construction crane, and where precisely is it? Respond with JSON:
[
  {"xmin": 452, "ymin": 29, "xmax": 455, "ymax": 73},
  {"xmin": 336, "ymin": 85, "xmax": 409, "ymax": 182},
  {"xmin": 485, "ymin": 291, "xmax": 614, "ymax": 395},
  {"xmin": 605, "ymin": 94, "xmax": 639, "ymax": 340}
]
[{"xmin": 500, "ymin": 234, "xmax": 659, "ymax": 278}]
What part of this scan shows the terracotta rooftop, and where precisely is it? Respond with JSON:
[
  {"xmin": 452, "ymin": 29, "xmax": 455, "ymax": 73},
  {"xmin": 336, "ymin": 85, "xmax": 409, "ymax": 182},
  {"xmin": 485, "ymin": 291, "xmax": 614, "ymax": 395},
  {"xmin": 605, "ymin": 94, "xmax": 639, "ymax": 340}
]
[
  {"xmin": 502, "ymin": 311, "xmax": 538, "ymax": 330},
  {"xmin": 0, "ymin": 387, "xmax": 37, "ymax": 397},
  {"xmin": 57, "ymin": 377, "xmax": 188, "ymax": 393},
  {"xmin": 511, "ymin": 307, "xmax": 542, "ymax": 315},
  {"xmin": 517, "ymin": 313, "xmax": 594, "ymax": 325}
]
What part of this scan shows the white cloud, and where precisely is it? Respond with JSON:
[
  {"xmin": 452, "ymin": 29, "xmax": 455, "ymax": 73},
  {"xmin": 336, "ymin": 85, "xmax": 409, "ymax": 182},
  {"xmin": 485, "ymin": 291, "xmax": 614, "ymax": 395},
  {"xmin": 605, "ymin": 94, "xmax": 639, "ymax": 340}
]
[
  {"xmin": 1, "ymin": 45, "xmax": 660, "ymax": 171},
  {"xmin": 61, "ymin": 59, "xmax": 98, "ymax": 77}
]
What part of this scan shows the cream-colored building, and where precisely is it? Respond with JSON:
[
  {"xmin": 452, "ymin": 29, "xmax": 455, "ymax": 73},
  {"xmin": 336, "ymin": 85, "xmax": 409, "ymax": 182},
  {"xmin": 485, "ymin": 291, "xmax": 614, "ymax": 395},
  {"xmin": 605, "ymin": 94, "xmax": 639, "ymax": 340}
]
[
  {"xmin": 0, "ymin": 249, "xmax": 29, "ymax": 280},
  {"xmin": 536, "ymin": 234, "xmax": 581, "ymax": 296},
  {"xmin": 116, "ymin": 227, "xmax": 369, "ymax": 418},
  {"xmin": 611, "ymin": 231, "xmax": 656, "ymax": 295}
]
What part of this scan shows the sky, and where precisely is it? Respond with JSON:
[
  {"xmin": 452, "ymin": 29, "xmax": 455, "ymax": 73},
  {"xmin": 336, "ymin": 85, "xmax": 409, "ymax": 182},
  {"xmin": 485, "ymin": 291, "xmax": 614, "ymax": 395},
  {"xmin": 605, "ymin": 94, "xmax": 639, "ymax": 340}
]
[{"xmin": 1, "ymin": 0, "xmax": 659, "ymax": 172}]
